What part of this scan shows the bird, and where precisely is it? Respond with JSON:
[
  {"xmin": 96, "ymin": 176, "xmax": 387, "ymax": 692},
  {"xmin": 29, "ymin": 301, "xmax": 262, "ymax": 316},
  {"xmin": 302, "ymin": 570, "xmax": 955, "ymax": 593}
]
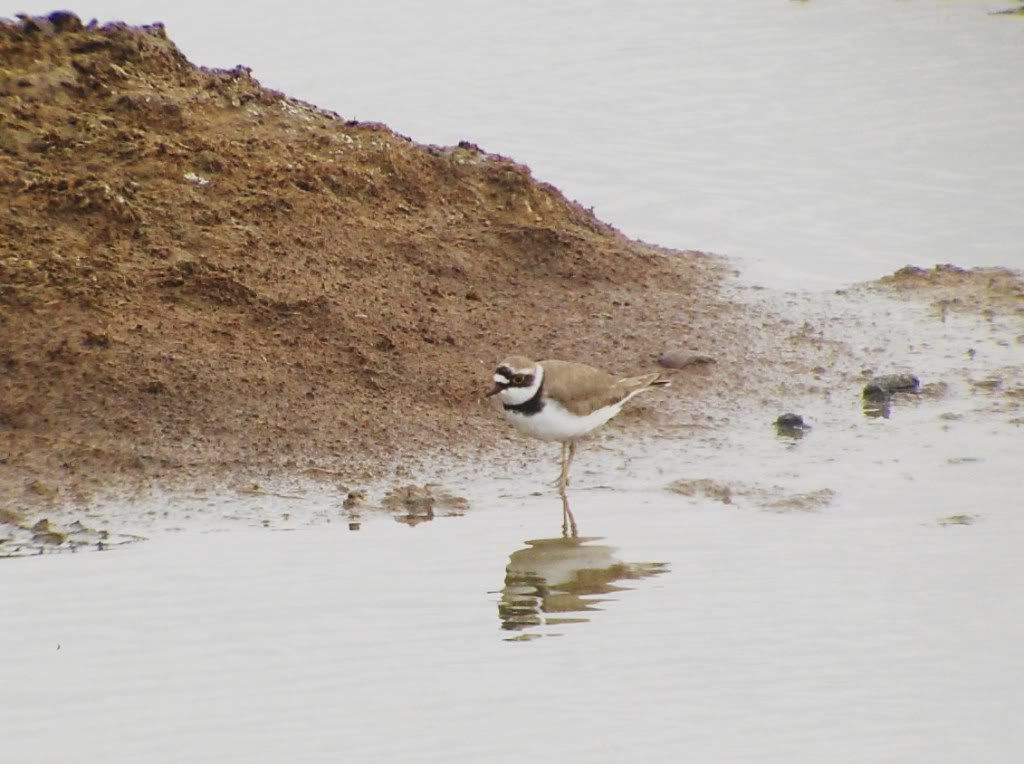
[{"xmin": 486, "ymin": 356, "xmax": 669, "ymax": 500}]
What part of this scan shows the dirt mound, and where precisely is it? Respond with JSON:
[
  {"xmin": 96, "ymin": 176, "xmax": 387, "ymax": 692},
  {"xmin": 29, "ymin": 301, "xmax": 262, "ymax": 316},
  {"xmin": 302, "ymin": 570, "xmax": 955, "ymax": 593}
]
[
  {"xmin": 873, "ymin": 264, "xmax": 1024, "ymax": 318},
  {"xmin": 1, "ymin": 13, "xmax": 745, "ymax": 507}
]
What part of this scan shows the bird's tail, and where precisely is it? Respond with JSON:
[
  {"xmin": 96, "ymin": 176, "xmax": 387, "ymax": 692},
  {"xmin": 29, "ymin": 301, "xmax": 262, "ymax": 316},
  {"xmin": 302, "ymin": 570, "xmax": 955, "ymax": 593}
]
[{"xmin": 626, "ymin": 372, "xmax": 671, "ymax": 390}]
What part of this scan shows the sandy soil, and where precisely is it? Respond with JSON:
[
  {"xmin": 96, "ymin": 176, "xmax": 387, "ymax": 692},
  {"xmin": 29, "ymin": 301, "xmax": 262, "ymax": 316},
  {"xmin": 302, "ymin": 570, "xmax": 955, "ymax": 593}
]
[{"xmin": 0, "ymin": 14, "xmax": 788, "ymax": 511}]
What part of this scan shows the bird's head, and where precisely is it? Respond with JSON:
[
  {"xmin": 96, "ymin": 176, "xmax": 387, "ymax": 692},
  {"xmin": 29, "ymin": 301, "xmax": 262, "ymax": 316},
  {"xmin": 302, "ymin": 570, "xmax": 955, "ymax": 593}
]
[{"xmin": 487, "ymin": 356, "xmax": 543, "ymax": 405}]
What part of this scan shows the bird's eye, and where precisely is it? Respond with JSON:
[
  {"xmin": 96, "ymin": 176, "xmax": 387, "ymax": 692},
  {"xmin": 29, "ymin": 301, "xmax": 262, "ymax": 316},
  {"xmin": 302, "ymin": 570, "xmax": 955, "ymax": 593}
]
[{"xmin": 512, "ymin": 374, "xmax": 525, "ymax": 385}]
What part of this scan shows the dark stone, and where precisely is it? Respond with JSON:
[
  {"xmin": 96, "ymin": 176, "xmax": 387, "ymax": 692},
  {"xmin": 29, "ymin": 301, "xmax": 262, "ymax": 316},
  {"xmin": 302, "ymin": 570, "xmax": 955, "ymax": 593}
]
[
  {"xmin": 863, "ymin": 373, "xmax": 920, "ymax": 401},
  {"xmin": 774, "ymin": 413, "xmax": 809, "ymax": 438},
  {"xmin": 48, "ymin": 11, "xmax": 83, "ymax": 32},
  {"xmin": 775, "ymin": 413, "xmax": 805, "ymax": 429}
]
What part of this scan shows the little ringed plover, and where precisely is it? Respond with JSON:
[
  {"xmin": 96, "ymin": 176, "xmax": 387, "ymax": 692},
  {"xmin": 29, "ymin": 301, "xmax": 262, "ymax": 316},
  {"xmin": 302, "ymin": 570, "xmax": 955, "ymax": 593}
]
[{"xmin": 487, "ymin": 356, "xmax": 669, "ymax": 496}]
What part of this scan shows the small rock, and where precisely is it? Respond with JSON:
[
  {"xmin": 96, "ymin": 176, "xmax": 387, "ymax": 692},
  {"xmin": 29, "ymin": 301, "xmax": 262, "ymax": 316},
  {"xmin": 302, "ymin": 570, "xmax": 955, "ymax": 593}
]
[
  {"xmin": 33, "ymin": 530, "xmax": 67, "ymax": 545},
  {"xmin": 774, "ymin": 413, "xmax": 809, "ymax": 438},
  {"xmin": 48, "ymin": 11, "xmax": 83, "ymax": 32},
  {"xmin": 775, "ymin": 413, "xmax": 805, "ymax": 428},
  {"xmin": 29, "ymin": 517, "xmax": 66, "ymax": 545},
  {"xmin": 657, "ymin": 351, "xmax": 716, "ymax": 370},
  {"xmin": 863, "ymin": 373, "xmax": 920, "ymax": 401}
]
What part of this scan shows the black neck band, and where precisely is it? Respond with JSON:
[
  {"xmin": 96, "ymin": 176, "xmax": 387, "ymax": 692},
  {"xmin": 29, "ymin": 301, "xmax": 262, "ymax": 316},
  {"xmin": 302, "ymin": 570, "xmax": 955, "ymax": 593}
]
[{"xmin": 503, "ymin": 381, "xmax": 545, "ymax": 415}]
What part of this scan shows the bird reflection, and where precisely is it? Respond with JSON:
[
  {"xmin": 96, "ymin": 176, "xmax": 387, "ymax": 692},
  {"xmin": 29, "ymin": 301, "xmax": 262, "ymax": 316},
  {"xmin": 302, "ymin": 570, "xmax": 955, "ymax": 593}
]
[{"xmin": 498, "ymin": 534, "xmax": 668, "ymax": 639}]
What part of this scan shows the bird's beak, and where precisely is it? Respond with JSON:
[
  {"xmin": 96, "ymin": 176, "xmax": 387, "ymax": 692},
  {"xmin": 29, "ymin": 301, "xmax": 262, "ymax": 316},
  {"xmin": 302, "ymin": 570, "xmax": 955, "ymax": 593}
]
[{"xmin": 486, "ymin": 383, "xmax": 503, "ymax": 397}]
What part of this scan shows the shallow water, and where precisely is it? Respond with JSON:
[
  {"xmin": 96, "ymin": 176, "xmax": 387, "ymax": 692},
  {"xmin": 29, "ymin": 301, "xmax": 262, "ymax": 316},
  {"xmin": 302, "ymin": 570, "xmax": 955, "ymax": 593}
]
[
  {"xmin": 5, "ymin": 2, "xmax": 1024, "ymax": 762},
  {"xmin": 4, "ymin": 483, "xmax": 1023, "ymax": 763}
]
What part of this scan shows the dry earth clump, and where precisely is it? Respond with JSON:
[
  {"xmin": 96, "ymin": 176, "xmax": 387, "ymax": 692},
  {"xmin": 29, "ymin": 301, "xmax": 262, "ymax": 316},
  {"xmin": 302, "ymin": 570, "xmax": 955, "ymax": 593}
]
[
  {"xmin": 0, "ymin": 13, "xmax": 774, "ymax": 506},
  {"xmin": 873, "ymin": 264, "xmax": 1024, "ymax": 319}
]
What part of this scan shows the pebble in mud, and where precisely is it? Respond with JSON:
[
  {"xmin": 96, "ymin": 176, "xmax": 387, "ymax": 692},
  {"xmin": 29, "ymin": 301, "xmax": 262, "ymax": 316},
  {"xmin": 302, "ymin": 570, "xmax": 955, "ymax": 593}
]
[
  {"xmin": 774, "ymin": 413, "xmax": 809, "ymax": 438},
  {"xmin": 656, "ymin": 350, "xmax": 716, "ymax": 370},
  {"xmin": 862, "ymin": 373, "xmax": 920, "ymax": 401},
  {"xmin": 31, "ymin": 518, "xmax": 67, "ymax": 545}
]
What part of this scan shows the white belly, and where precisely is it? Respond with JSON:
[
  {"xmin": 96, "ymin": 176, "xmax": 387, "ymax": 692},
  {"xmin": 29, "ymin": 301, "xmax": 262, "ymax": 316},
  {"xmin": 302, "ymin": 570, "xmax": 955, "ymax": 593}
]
[{"xmin": 504, "ymin": 398, "xmax": 624, "ymax": 442}]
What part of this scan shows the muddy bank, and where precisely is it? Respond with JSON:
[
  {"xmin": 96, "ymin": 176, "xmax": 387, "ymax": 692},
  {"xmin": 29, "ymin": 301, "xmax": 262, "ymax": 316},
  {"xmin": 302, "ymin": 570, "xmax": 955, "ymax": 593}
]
[
  {"xmin": 858, "ymin": 264, "xmax": 1024, "ymax": 413},
  {"xmin": 1, "ymin": 14, "xmax": 782, "ymax": 510},
  {"xmin": 4, "ymin": 15, "xmax": 1020, "ymax": 530}
]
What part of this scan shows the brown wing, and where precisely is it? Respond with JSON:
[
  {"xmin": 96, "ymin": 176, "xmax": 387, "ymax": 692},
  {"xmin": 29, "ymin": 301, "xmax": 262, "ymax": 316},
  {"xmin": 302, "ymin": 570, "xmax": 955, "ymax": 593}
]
[{"xmin": 540, "ymin": 360, "xmax": 665, "ymax": 416}]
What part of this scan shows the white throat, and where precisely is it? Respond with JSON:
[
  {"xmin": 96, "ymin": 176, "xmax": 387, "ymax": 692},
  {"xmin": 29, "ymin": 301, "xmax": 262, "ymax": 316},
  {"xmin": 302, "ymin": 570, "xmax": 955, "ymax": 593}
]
[{"xmin": 497, "ymin": 364, "xmax": 543, "ymax": 406}]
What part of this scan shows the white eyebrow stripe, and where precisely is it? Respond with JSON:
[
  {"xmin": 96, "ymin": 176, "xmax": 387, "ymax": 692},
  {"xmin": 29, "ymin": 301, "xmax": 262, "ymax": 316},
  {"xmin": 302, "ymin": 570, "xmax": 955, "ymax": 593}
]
[{"xmin": 493, "ymin": 373, "xmax": 510, "ymax": 383}]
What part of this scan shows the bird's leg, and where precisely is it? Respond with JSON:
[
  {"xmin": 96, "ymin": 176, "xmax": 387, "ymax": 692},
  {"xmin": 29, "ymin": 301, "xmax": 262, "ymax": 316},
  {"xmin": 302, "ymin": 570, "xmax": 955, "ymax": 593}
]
[
  {"xmin": 561, "ymin": 492, "xmax": 578, "ymax": 538},
  {"xmin": 557, "ymin": 441, "xmax": 571, "ymax": 494},
  {"xmin": 564, "ymin": 441, "xmax": 577, "ymax": 490},
  {"xmin": 552, "ymin": 442, "xmax": 568, "ymax": 489},
  {"xmin": 553, "ymin": 441, "xmax": 578, "ymax": 493}
]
